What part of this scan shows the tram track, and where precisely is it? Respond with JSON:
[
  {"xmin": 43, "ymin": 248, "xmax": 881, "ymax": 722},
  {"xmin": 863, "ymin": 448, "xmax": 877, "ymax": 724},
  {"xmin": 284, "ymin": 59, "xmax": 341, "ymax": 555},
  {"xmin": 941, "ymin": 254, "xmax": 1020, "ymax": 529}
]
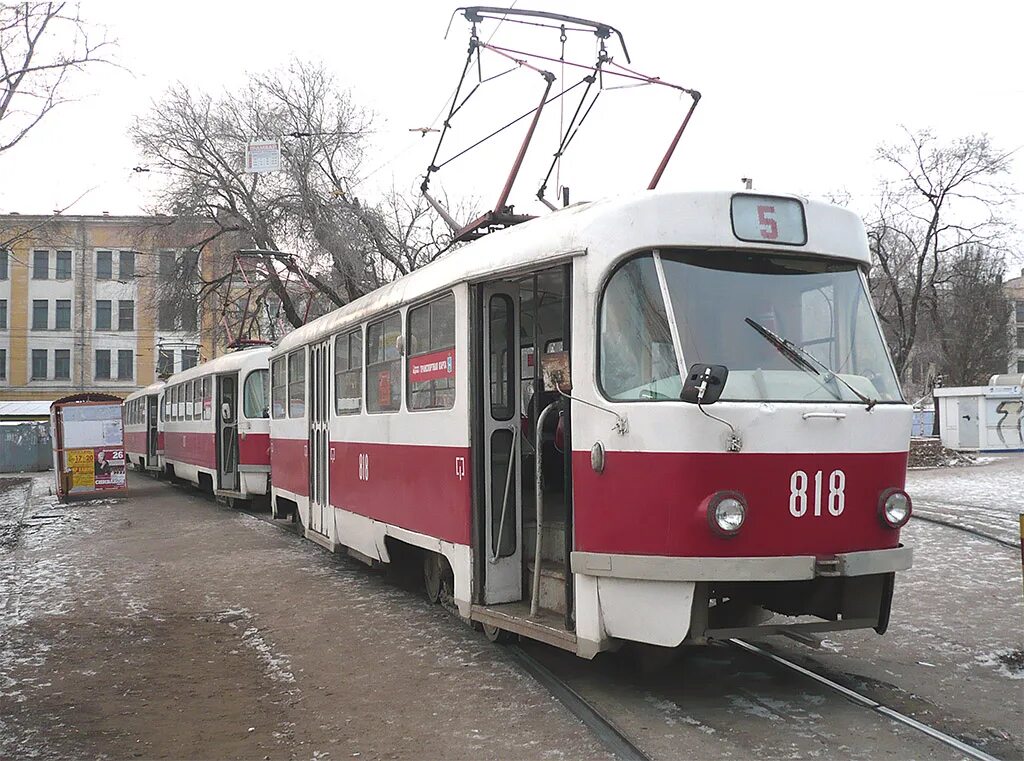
[
  {"xmin": 911, "ymin": 508, "xmax": 1021, "ymax": 550},
  {"xmin": 148, "ymin": 472, "xmax": 1014, "ymax": 760}
]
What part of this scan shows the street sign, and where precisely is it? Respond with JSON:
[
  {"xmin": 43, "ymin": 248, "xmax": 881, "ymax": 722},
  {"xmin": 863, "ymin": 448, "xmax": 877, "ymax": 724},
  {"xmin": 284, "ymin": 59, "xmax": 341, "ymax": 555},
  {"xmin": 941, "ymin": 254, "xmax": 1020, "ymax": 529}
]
[{"xmin": 245, "ymin": 139, "xmax": 282, "ymax": 173}]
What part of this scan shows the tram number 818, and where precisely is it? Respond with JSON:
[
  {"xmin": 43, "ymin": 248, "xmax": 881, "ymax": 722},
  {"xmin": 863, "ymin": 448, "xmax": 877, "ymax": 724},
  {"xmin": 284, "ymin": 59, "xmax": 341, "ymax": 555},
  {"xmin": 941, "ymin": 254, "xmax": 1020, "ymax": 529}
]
[{"xmin": 789, "ymin": 469, "xmax": 846, "ymax": 517}]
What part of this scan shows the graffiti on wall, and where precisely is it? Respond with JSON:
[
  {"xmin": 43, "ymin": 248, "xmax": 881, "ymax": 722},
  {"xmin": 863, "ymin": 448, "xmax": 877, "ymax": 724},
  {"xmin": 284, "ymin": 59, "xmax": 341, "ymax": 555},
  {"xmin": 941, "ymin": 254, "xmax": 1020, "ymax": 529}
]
[{"xmin": 994, "ymin": 399, "xmax": 1024, "ymax": 447}]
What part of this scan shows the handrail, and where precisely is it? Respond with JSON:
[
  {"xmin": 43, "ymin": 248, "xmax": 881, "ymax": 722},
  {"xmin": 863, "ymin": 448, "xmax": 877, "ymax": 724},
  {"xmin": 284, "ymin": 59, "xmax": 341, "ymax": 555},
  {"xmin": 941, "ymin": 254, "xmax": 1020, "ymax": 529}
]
[
  {"xmin": 490, "ymin": 424, "xmax": 519, "ymax": 564},
  {"xmin": 531, "ymin": 400, "xmax": 561, "ymax": 617}
]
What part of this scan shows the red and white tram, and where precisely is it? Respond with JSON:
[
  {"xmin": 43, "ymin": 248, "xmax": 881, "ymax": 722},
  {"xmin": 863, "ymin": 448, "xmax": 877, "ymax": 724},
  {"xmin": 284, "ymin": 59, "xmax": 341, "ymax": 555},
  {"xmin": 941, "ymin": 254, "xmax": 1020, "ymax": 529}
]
[
  {"xmin": 123, "ymin": 381, "xmax": 165, "ymax": 473},
  {"xmin": 161, "ymin": 345, "xmax": 272, "ymax": 503},
  {"xmin": 269, "ymin": 189, "xmax": 912, "ymax": 658}
]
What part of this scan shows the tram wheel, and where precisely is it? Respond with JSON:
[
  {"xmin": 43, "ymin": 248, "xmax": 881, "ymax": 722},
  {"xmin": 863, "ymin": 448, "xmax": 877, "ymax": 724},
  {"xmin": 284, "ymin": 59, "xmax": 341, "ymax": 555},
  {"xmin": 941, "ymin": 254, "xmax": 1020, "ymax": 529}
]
[
  {"xmin": 424, "ymin": 554, "xmax": 443, "ymax": 604},
  {"xmin": 483, "ymin": 623, "xmax": 514, "ymax": 644}
]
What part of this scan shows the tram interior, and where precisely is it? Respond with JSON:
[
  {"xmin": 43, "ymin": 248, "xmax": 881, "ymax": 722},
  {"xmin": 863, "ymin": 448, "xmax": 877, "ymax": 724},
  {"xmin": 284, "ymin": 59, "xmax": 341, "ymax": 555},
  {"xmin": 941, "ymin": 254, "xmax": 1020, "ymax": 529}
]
[{"xmin": 517, "ymin": 268, "xmax": 571, "ymax": 618}]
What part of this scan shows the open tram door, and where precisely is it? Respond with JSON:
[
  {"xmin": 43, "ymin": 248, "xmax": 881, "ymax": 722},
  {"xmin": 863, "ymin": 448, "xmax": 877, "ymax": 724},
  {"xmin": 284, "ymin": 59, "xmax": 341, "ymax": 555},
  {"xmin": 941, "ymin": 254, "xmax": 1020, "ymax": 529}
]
[
  {"xmin": 216, "ymin": 373, "xmax": 240, "ymax": 492},
  {"xmin": 472, "ymin": 265, "xmax": 576, "ymax": 645},
  {"xmin": 146, "ymin": 394, "xmax": 159, "ymax": 461}
]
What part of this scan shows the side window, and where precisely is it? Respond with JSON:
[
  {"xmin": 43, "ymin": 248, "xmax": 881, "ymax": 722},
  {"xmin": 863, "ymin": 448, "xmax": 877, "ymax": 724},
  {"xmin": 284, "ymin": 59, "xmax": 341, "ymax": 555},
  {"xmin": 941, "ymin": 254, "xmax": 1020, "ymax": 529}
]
[
  {"xmin": 407, "ymin": 294, "xmax": 456, "ymax": 411},
  {"xmin": 185, "ymin": 381, "xmax": 194, "ymax": 420},
  {"xmin": 288, "ymin": 349, "xmax": 305, "ymax": 418},
  {"xmin": 176, "ymin": 384, "xmax": 184, "ymax": 419},
  {"xmin": 334, "ymin": 328, "xmax": 363, "ymax": 415},
  {"xmin": 202, "ymin": 377, "xmax": 212, "ymax": 420},
  {"xmin": 271, "ymin": 357, "xmax": 286, "ymax": 419},
  {"xmin": 366, "ymin": 313, "xmax": 402, "ymax": 413},
  {"xmin": 243, "ymin": 369, "xmax": 270, "ymax": 419}
]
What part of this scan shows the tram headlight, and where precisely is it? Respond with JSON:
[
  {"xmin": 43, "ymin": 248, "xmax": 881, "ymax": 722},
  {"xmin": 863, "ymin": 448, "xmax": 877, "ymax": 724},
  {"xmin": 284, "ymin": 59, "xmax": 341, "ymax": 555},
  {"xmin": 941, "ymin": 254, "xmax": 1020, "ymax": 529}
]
[
  {"xmin": 707, "ymin": 491, "xmax": 747, "ymax": 537},
  {"xmin": 878, "ymin": 488, "xmax": 912, "ymax": 529}
]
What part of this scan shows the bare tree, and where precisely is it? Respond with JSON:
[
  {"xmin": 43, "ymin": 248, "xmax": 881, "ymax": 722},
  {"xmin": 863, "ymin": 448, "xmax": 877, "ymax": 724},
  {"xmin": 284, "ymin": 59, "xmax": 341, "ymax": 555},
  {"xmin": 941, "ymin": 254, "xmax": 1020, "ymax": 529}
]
[
  {"xmin": 0, "ymin": 2, "xmax": 114, "ymax": 155},
  {"xmin": 131, "ymin": 59, "xmax": 456, "ymax": 338},
  {"xmin": 866, "ymin": 128, "xmax": 1015, "ymax": 381},
  {"xmin": 933, "ymin": 245, "xmax": 1012, "ymax": 386}
]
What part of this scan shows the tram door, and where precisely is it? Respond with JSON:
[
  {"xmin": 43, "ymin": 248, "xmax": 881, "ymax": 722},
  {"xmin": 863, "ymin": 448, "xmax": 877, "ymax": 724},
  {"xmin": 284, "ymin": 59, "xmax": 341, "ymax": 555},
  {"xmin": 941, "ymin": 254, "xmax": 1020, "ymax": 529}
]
[
  {"xmin": 216, "ymin": 374, "xmax": 239, "ymax": 491},
  {"xmin": 480, "ymin": 283, "xmax": 523, "ymax": 604},
  {"xmin": 307, "ymin": 340, "xmax": 331, "ymax": 536},
  {"xmin": 146, "ymin": 395, "xmax": 158, "ymax": 458}
]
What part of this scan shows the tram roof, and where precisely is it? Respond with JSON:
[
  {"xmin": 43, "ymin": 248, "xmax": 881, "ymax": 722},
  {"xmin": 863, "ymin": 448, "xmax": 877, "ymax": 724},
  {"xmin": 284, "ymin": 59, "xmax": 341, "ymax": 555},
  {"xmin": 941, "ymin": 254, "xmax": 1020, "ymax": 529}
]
[
  {"xmin": 274, "ymin": 189, "xmax": 868, "ymax": 355},
  {"xmin": 124, "ymin": 380, "xmax": 166, "ymax": 402},
  {"xmin": 163, "ymin": 345, "xmax": 272, "ymax": 387}
]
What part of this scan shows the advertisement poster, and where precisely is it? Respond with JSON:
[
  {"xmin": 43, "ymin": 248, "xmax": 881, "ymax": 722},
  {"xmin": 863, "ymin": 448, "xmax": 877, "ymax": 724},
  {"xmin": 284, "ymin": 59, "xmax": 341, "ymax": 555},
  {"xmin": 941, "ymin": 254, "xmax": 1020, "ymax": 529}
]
[
  {"xmin": 93, "ymin": 447, "xmax": 126, "ymax": 490},
  {"xmin": 67, "ymin": 448, "xmax": 95, "ymax": 490},
  {"xmin": 409, "ymin": 349, "xmax": 455, "ymax": 382}
]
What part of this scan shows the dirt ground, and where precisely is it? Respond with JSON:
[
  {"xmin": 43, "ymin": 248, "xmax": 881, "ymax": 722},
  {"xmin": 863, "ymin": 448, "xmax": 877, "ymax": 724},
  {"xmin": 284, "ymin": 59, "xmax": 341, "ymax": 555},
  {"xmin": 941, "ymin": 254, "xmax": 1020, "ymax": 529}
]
[{"xmin": 0, "ymin": 474, "xmax": 609, "ymax": 760}]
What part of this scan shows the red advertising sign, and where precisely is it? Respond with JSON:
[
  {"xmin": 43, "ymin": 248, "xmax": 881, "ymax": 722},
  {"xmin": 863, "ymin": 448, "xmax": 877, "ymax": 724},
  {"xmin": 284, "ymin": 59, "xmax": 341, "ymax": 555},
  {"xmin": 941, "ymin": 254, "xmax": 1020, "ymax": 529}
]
[{"xmin": 409, "ymin": 348, "xmax": 456, "ymax": 383}]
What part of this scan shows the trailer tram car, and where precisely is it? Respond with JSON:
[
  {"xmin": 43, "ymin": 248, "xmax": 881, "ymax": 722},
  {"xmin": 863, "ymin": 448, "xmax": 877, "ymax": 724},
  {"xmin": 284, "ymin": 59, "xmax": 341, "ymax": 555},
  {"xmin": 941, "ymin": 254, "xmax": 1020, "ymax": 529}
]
[
  {"xmin": 162, "ymin": 345, "xmax": 272, "ymax": 504},
  {"xmin": 268, "ymin": 190, "xmax": 913, "ymax": 658},
  {"xmin": 124, "ymin": 381, "xmax": 165, "ymax": 474}
]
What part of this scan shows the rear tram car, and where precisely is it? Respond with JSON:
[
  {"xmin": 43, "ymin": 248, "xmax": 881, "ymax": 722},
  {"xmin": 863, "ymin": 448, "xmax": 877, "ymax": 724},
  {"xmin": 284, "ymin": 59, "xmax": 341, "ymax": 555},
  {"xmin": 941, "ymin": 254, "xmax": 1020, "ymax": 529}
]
[
  {"xmin": 270, "ymin": 189, "xmax": 912, "ymax": 658},
  {"xmin": 124, "ymin": 381, "xmax": 165, "ymax": 474},
  {"xmin": 161, "ymin": 346, "xmax": 272, "ymax": 504}
]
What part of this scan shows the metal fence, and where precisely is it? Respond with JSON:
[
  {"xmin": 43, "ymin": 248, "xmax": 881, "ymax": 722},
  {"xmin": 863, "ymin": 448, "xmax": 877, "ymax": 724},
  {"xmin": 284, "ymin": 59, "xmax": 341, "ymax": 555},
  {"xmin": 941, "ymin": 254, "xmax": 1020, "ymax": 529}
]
[{"xmin": 0, "ymin": 422, "xmax": 52, "ymax": 473}]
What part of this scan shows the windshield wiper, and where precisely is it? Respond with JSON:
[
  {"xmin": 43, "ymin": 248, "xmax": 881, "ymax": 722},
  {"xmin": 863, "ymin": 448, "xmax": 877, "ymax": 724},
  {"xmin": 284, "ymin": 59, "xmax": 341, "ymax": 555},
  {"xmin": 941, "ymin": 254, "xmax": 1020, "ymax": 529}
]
[{"xmin": 744, "ymin": 317, "xmax": 878, "ymax": 410}]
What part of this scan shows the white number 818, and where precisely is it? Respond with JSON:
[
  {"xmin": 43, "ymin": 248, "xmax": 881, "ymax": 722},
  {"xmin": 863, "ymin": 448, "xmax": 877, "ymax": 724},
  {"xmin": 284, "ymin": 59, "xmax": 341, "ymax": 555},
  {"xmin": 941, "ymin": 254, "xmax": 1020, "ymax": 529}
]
[{"xmin": 789, "ymin": 469, "xmax": 846, "ymax": 517}]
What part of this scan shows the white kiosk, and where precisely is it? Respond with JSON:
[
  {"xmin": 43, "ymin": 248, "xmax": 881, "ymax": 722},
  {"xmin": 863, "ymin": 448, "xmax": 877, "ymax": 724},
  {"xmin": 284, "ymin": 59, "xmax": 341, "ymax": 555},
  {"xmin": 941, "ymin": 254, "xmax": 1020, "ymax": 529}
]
[{"xmin": 933, "ymin": 374, "xmax": 1024, "ymax": 453}]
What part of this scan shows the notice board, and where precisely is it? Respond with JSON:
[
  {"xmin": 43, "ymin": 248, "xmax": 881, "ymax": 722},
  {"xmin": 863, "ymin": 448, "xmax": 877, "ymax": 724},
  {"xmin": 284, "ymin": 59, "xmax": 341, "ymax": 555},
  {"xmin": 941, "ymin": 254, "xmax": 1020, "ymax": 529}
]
[{"xmin": 51, "ymin": 399, "xmax": 127, "ymax": 499}]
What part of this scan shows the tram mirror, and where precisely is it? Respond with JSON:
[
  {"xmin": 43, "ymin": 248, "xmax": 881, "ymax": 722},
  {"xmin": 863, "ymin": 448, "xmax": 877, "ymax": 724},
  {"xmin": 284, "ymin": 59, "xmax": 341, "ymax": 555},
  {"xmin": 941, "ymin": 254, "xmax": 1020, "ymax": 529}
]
[
  {"xmin": 680, "ymin": 364, "xmax": 729, "ymax": 405},
  {"xmin": 542, "ymin": 351, "xmax": 572, "ymax": 393}
]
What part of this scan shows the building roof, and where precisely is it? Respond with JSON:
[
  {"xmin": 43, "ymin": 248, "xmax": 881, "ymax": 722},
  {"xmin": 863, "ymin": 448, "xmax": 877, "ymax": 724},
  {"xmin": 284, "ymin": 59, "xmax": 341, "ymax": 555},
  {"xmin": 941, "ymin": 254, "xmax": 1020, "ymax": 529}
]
[{"xmin": 0, "ymin": 401, "xmax": 54, "ymax": 419}]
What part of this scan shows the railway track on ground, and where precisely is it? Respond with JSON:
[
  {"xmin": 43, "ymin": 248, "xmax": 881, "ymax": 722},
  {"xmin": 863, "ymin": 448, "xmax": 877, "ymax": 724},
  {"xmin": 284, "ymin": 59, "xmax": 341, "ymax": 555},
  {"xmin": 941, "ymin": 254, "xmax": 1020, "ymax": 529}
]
[
  {"xmin": 149, "ymin": 472, "xmax": 1011, "ymax": 761},
  {"xmin": 911, "ymin": 505, "xmax": 1021, "ymax": 550}
]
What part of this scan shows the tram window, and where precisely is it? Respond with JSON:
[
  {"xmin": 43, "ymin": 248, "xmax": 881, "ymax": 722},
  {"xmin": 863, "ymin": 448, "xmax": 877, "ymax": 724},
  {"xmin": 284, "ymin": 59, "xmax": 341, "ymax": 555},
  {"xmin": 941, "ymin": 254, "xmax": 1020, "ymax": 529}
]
[
  {"xmin": 489, "ymin": 295, "xmax": 515, "ymax": 420},
  {"xmin": 407, "ymin": 294, "xmax": 455, "ymax": 411},
  {"xmin": 202, "ymin": 377, "xmax": 212, "ymax": 420},
  {"xmin": 271, "ymin": 357, "xmax": 286, "ymax": 418},
  {"xmin": 288, "ymin": 349, "xmax": 306, "ymax": 418},
  {"xmin": 599, "ymin": 255, "xmax": 679, "ymax": 401},
  {"xmin": 185, "ymin": 381, "xmax": 194, "ymax": 420},
  {"xmin": 366, "ymin": 313, "xmax": 402, "ymax": 413},
  {"xmin": 176, "ymin": 384, "xmax": 185, "ymax": 419},
  {"xmin": 334, "ymin": 328, "xmax": 362, "ymax": 415},
  {"xmin": 244, "ymin": 369, "xmax": 270, "ymax": 418}
]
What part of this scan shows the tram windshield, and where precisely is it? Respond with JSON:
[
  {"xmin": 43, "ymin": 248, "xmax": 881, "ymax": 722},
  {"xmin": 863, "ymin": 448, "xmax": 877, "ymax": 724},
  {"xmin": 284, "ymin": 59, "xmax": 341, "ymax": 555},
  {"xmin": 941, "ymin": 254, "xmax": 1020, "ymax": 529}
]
[{"xmin": 599, "ymin": 250, "xmax": 903, "ymax": 404}]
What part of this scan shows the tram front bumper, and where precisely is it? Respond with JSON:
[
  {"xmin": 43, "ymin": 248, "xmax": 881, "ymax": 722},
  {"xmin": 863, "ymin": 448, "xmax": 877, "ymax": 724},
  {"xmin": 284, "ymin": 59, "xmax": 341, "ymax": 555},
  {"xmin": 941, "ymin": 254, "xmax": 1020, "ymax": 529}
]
[{"xmin": 570, "ymin": 545, "xmax": 912, "ymax": 582}]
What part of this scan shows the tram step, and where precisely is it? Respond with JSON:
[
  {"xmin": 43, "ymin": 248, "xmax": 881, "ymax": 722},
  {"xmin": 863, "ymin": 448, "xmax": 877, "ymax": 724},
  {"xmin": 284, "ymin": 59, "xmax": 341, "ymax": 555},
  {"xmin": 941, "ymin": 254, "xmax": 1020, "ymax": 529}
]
[
  {"xmin": 526, "ymin": 560, "xmax": 568, "ymax": 615},
  {"xmin": 471, "ymin": 602, "xmax": 576, "ymax": 653}
]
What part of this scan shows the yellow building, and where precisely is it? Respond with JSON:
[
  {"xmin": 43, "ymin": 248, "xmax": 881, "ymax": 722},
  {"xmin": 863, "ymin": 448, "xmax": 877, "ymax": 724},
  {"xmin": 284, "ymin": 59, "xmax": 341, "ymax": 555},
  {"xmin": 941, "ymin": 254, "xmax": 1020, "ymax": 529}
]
[{"xmin": 0, "ymin": 214, "xmax": 238, "ymax": 401}]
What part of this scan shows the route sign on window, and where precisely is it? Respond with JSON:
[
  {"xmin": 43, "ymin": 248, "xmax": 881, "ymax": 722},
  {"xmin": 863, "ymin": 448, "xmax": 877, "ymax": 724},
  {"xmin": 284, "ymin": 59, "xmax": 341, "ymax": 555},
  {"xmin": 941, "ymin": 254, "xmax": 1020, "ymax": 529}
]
[{"xmin": 731, "ymin": 194, "xmax": 807, "ymax": 246}]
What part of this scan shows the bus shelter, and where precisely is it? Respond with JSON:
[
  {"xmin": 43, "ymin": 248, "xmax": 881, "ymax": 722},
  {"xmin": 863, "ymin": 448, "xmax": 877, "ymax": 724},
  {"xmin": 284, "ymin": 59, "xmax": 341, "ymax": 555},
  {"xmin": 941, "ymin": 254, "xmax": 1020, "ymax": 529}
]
[{"xmin": 50, "ymin": 393, "xmax": 128, "ymax": 500}]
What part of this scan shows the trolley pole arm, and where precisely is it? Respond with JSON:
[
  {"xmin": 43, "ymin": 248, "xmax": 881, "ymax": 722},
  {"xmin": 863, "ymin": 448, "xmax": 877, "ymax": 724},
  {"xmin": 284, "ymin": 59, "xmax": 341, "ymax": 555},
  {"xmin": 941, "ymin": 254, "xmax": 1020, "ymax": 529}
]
[{"xmin": 647, "ymin": 90, "xmax": 701, "ymax": 190}]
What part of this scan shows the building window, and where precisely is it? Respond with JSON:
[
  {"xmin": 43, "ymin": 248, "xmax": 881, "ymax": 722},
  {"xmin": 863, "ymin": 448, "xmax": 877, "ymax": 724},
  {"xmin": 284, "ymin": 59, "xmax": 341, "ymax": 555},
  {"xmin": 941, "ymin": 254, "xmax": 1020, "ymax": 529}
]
[
  {"xmin": 119, "ymin": 251, "xmax": 135, "ymax": 280},
  {"xmin": 32, "ymin": 300, "xmax": 48, "ymax": 330},
  {"xmin": 0, "ymin": 249, "xmax": 8, "ymax": 280},
  {"xmin": 55, "ymin": 299, "xmax": 71, "ymax": 330},
  {"xmin": 0, "ymin": 348, "xmax": 6, "ymax": 380},
  {"xmin": 95, "ymin": 349, "xmax": 111, "ymax": 379},
  {"xmin": 31, "ymin": 349, "xmax": 47, "ymax": 379},
  {"xmin": 407, "ymin": 294, "xmax": 456, "ymax": 411},
  {"xmin": 157, "ymin": 348, "xmax": 174, "ymax": 376},
  {"xmin": 366, "ymin": 313, "xmax": 402, "ymax": 413},
  {"xmin": 181, "ymin": 298, "xmax": 199, "ymax": 332},
  {"xmin": 181, "ymin": 250, "xmax": 200, "ymax": 279},
  {"xmin": 1018, "ymin": 359, "xmax": 1024, "ymax": 374},
  {"xmin": 1018, "ymin": 327, "xmax": 1024, "ymax": 348},
  {"xmin": 334, "ymin": 328, "xmax": 363, "ymax": 415},
  {"xmin": 117, "ymin": 349, "xmax": 133, "ymax": 380},
  {"xmin": 95, "ymin": 300, "xmax": 112, "ymax": 330},
  {"xmin": 0, "ymin": 299, "xmax": 6, "ymax": 329},
  {"xmin": 271, "ymin": 357, "xmax": 286, "ymax": 418},
  {"xmin": 158, "ymin": 250, "xmax": 175, "ymax": 278},
  {"xmin": 96, "ymin": 250, "xmax": 112, "ymax": 280},
  {"xmin": 54, "ymin": 349, "xmax": 70, "ymax": 380},
  {"xmin": 181, "ymin": 348, "xmax": 198, "ymax": 370},
  {"xmin": 33, "ymin": 250, "xmax": 48, "ymax": 279},
  {"xmin": 118, "ymin": 300, "xmax": 134, "ymax": 331},
  {"xmin": 1017, "ymin": 301, "xmax": 1024, "ymax": 323},
  {"xmin": 55, "ymin": 250, "xmax": 72, "ymax": 280},
  {"xmin": 287, "ymin": 349, "xmax": 305, "ymax": 417},
  {"xmin": 158, "ymin": 300, "xmax": 176, "ymax": 330}
]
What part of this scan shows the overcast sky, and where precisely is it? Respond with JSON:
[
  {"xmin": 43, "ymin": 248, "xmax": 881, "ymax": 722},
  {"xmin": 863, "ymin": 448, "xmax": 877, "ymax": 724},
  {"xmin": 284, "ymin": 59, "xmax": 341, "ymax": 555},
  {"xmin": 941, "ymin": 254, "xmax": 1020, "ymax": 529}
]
[{"xmin": 2, "ymin": 0, "xmax": 1021, "ymax": 261}]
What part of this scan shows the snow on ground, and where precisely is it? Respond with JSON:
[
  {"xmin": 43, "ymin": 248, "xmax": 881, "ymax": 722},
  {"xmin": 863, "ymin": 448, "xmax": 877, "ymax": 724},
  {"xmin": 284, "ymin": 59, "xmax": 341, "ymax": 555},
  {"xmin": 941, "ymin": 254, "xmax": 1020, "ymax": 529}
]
[{"xmin": 905, "ymin": 454, "xmax": 1023, "ymax": 547}]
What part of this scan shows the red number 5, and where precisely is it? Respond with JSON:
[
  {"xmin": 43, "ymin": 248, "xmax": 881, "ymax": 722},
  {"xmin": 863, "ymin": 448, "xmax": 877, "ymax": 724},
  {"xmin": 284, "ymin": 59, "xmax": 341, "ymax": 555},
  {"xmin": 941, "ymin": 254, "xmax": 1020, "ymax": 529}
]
[{"xmin": 757, "ymin": 205, "xmax": 778, "ymax": 240}]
